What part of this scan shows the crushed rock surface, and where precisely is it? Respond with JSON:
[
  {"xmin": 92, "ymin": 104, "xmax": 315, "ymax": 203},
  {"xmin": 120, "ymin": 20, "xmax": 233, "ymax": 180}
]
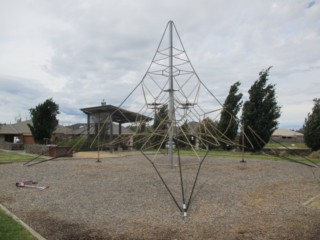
[{"xmin": 1, "ymin": 153, "xmax": 320, "ymax": 239}]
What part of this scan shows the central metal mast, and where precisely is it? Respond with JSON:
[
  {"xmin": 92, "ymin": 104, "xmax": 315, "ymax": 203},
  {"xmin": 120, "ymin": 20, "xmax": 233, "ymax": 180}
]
[
  {"xmin": 111, "ymin": 21, "xmax": 216, "ymax": 217},
  {"xmin": 168, "ymin": 20, "xmax": 174, "ymax": 168}
]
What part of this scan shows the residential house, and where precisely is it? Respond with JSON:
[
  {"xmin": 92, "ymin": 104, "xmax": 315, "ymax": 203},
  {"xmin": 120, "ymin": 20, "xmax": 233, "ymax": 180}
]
[
  {"xmin": 0, "ymin": 120, "xmax": 73, "ymax": 146},
  {"xmin": 271, "ymin": 128, "xmax": 304, "ymax": 143}
]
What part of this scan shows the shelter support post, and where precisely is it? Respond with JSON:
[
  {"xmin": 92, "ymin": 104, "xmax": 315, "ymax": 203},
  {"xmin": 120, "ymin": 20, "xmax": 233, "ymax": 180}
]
[
  {"xmin": 87, "ymin": 114, "xmax": 91, "ymax": 137},
  {"xmin": 109, "ymin": 115, "xmax": 113, "ymax": 153}
]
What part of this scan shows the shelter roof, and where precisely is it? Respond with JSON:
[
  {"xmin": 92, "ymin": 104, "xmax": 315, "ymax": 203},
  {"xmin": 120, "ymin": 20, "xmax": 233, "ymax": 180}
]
[{"xmin": 80, "ymin": 105, "xmax": 152, "ymax": 124}]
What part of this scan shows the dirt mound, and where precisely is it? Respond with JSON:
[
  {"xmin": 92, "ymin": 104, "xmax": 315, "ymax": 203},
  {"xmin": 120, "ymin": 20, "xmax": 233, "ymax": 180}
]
[
  {"xmin": 73, "ymin": 151, "xmax": 124, "ymax": 159},
  {"xmin": 308, "ymin": 151, "xmax": 320, "ymax": 159},
  {"xmin": 303, "ymin": 194, "xmax": 320, "ymax": 209}
]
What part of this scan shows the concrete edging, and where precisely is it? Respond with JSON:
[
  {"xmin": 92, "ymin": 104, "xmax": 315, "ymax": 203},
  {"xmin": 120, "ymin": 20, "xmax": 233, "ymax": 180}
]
[{"xmin": 0, "ymin": 203, "xmax": 46, "ymax": 240}]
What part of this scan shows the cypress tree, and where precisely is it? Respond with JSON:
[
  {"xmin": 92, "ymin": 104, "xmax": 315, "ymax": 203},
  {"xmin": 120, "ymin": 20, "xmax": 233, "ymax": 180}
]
[
  {"xmin": 303, "ymin": 98, "xmax": 320, "ymax": 151},
  {"xmin": 217, "ymin": 81, "xmax": 243, "ymax": 150},
  {"xmin": 241, "ymin": 67, "xmax": 281, "ymax": 151}
]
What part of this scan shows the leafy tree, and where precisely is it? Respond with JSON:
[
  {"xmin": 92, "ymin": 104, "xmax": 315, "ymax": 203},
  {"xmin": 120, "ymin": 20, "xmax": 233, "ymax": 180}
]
[
  {"xmin": 133, "ymin": 123, "xmax": 147, "ymax": 150},
  {"xmin": 177, "ymin": 120, "xmax": 190, "ymax": 149},
  {"xmin": 28, "ymin": 98, "xmax": 60, "ymax": 144},
  {"xmin": 241, "ymin": 67, "xmax": 281, "ymax": 151},
  {"xmin": 151, "ymin": 104, "xmax": 168, "ymax": 148},
  {"xmin": 198, "ymin": 117, "xmax": 219, "ymax": 150},
  {"xmin": 303, "ymin": 98, "xmax": 320, "ymax": 151},
  {"xmin": 217, "ymin": 81, "xmax": 243, "ymax": 150}
]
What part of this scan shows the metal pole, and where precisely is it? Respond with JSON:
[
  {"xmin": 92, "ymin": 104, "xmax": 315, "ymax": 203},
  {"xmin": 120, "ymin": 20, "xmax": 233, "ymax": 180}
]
[
  {"xmin": 168, "ymin": 20, "xmax": 174, "ymax": 168},
  {"xmin": 240, "ymin": 124, "xmax": 246, "ymax": 167},
  {"xmin": 242, "ymin": 125, "xmax": 244, "ymax": 160},
  {"xmin": 109, "ymin": 115, "xmax": 114, "ymax": 153},
  {"xmin": 97, "ymin": 113, "xmax": 101, "ymax": 162},
  {"xmin": 87, "ymin": 114, "xmax": 90, "ymax": 137}
]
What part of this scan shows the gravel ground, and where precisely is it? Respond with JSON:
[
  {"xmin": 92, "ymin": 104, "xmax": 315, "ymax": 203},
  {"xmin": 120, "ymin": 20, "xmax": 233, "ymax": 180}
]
[{"xmin": 1, "ymin": 153, "xmax": 320, "ymax": 240}]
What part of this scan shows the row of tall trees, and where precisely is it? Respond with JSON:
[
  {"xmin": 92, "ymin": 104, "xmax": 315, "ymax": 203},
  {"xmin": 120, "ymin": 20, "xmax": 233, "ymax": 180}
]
[
  {"xmin": 216, "ymin": 67, "xmax": 281, "ymax": 151},
  {"xmin": 28, "ymin": 69, "xmax": 320, "ymax": 152},
  {"xmin": 133, "ymin": 67, "xmax": 280, "ymax": 151},
  {"xmin": 138, "ymin": 66, "xmax": 281, "ymax": 152},
  {"xmin": 201, "ymin": 67, "xmax": 320, "ymax": 152}
]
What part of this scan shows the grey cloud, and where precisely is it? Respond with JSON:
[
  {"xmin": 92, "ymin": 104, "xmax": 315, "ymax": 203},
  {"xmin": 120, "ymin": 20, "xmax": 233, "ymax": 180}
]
[
  {"xmin": 0, "ymin": 0, "xmax": 319, "ymax": 129},
  {"xmin": 307, "ymin": 1, "xmax": 316, "ymax": 9}
]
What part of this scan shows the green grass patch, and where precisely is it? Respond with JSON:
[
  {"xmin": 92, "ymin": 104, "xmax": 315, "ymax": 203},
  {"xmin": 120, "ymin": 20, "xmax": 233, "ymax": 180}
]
[
  {"xmin": 176, "ymin": 149, "xmax": 320, "ymax": 164},
  {"xmin": 177, "ymin": 149, "xmax": 278, "ymax": 160},
  {"xmin": 0, "ymin": 207, "xmax": 37, "ymax": 240},
  {"xmin": 265, "ymin": 142, "xmax": 308, "ymax": 149},
  {"xmin": 0, "ymin": 150, "xmax": 41, "ymax": 164}
]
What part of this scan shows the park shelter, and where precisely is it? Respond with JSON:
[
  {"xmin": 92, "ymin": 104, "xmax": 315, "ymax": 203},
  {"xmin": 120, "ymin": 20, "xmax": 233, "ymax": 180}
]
[{"xmin": 80, "ymin": 103, "xmax": 152, "ymax": 150}]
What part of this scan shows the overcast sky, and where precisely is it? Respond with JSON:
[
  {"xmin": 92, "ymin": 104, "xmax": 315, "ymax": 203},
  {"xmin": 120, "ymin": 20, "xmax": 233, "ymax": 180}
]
[{"xmin": 0, "ymin": 0, "xmax": 319, "ymax": 129}]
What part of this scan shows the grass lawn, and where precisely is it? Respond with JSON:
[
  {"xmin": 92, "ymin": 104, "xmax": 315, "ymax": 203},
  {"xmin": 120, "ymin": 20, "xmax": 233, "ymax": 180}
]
[
  {"xmin": 178, "ymin": 149, "xmax": 278, "ymax": 160},
  {"xmin": 0, "ymin": 150, "xmax": 42, "ymax": 164},
  {"xmin": 0, "ymin": 151, "xmax": 43, "ymax": 239},
  {"xmin": 265, "ymin": 142, "xmax": 308, "ymax": 149},
  {"xmin": 177, "ymin": 149, "xmax": 320, "ymax": 164},
  {"xmin": 0, "ymin": 207, "xmax": 37, "ymax": 240}
]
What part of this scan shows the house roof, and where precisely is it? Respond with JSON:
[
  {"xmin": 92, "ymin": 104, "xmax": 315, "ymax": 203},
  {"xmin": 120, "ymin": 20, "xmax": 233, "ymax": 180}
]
[
  {"xmin": 67, "ymin": 123, "xmax": 133, "ymax": 135},
  {"xmin": 0, "ymin": 120, "xmax": 134, "ymax": 136},
  {"xmin": 67, "ymin": 123, "xmax": 90, "ymax": 135},
  {"xmin": 0, "ymin": 120, "xmax": 33, "ymax": 135},
  {"xmin": 0, "ymin": 120, "xmax": 72, "ymax": 135},
  {"xmin": 272, "ymin": 128, "xmax": 303, "ymax": 137},
  {"xmin": 80, "ymin": 104, "xmax": 152, "ymax": 124}
]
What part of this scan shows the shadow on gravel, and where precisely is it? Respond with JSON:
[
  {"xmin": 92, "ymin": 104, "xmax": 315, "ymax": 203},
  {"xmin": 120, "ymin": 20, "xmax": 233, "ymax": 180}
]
[
  {"xmin": 310, "ymin": 224, "xmax": 320, "ymax": 240},
  {"xmin": 26, "ymin": 211, "xmax": 107, "ymax": 240}
]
